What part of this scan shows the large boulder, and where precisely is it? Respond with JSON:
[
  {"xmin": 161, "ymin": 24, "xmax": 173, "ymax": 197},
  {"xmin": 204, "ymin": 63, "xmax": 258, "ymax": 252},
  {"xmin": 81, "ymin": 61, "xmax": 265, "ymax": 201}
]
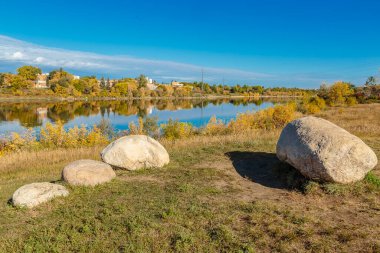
[
  {"xmin": 101, "ymin": 135, "xmax": 170, "ymax": 170},
  {"xmin": 276, "ymin": 116, "xmax": 378, "ymax": 183},
  {"xmin": 12, "ymin": 182, "xmax": 69, "ymax": 208},
  {"xmin": 62, "ymin": 159, "xmax": 116, "ymax": 186}
]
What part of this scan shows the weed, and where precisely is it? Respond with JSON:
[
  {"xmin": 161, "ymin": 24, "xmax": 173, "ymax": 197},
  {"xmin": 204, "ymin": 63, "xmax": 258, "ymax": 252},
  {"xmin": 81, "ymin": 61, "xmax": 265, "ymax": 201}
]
[{"xmin": 365, "ymin": 172, "xmax": 380, "ymax": 188}]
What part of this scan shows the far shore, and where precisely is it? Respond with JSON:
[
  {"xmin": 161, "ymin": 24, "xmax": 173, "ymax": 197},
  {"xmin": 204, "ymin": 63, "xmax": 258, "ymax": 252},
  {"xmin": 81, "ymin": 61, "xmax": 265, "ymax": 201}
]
[{"xmin": 0, "ymin": 94, "xmax": 302, "ymax": 103}]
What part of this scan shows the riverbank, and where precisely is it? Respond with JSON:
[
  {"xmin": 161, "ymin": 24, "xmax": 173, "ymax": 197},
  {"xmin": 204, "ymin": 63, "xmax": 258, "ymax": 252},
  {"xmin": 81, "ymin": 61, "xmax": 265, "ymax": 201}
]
[
  {"xmin": 0, "ymin": 104, "xmax": 379, "ymax": 252},
  {"xmin": 0, "ymin": 94, "xmax": 302, "ymax": 103}
]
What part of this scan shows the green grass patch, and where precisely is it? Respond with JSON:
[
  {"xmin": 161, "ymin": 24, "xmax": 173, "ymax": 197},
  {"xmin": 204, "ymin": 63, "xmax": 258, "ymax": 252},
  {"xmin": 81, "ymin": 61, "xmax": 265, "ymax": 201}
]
[{"xmin": 365, "ymin": 172, "xmax": 380, "ymax": 188}]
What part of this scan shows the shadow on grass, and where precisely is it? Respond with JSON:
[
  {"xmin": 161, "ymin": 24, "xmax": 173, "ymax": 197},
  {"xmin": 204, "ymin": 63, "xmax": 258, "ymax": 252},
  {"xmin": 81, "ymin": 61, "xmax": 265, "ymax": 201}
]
[{"xmin": 225, "ymin": 151, "xmax": 307, "ymax": 190}]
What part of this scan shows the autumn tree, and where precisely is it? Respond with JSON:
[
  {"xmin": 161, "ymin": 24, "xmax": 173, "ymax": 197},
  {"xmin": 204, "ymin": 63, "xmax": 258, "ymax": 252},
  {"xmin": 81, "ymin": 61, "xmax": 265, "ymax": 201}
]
[
  {"xmin": 9, "ymin": 75, "xmax": 30, "ymax": 89},
  {"xmin": 17, "ymin": 66, "xmax": 42, "ymax": 80},
  {"xmin": 48, "ymin": 68, "xmax": 73, "ymax": 92},
  {"xmin": 71, "ymin": 79, "xmax": 87, "ymax": 93},
  {"xmin": 112, "ymin": 78, "xmax": 137, "ymax": 96},
  {"xmin": 328, "ymin": 81, "xmax": 354, "ymax": 105}
]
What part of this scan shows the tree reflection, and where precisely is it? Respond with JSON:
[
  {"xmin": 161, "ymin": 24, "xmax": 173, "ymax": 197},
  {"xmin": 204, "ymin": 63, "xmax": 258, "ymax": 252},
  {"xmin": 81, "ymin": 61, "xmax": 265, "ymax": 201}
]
[{"xmin": 0, "ymin": 97, "xmax": 281, "ymax": 127}]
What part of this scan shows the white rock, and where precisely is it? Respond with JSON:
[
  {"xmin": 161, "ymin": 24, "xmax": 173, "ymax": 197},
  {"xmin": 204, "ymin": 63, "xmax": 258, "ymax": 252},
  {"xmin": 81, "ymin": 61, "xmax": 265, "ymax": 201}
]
[
  {"xmin": 12, "ymin": 182, "xmax": 69, "ymax": 208},
  {"xmin": 101, "ymin": 135, "xmax": 170, "ymax": 170},
  {"xmin": 276, "ymin": 116, "xmax": 378, "ymax": 183},
  {"xmin": 62, "ymin": 159, "xmax": 116, "ymax": 186}
]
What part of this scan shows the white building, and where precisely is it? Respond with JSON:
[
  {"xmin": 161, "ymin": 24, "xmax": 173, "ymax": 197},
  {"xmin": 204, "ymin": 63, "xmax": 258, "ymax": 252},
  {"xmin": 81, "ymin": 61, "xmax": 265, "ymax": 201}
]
[
  {"xmin": 146, "ymin": 76, "xmax": 157, "ymax": 90},
  {"xmin": 34, "ymin": 73, "xmax": 49, "ymax": 88},
  {"xmin": 171, "ymin": 81, "xmax": 184, "ymax": 88}
]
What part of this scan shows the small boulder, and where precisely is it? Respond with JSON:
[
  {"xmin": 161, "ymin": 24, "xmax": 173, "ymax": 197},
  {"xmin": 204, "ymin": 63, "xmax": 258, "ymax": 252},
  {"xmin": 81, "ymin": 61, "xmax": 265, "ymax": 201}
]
[
  {"xmin": 62, "ymin": 159, "xmax": 116, "ymax": 186},
  {"xmin": 277, "ymin": 116, "xmax": 378, "ymax": 183},
  {"xmin": 12, "ymin": 182, "xmax": 69, "ymax": 208},
  {"xmin": 101, "ymin": 135, "xmax": 170, "ymax": 170}
]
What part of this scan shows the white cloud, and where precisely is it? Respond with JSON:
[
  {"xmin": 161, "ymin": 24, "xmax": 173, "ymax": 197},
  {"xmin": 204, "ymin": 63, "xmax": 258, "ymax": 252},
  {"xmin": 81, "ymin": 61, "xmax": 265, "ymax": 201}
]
[
  {"xmin": 34, "ymin": 56, "xmax": 45, "ymax": 63},
  {"xmin": 0, "ymin": 35, "xmax": 271, "ymax": 83},
  {"xmin": 0, "ymin": 34, "xmax": 376, "ymax": 87},
  {"xmin": 11, "ymin": 51, "xmax": 24, "ymax": 59}
]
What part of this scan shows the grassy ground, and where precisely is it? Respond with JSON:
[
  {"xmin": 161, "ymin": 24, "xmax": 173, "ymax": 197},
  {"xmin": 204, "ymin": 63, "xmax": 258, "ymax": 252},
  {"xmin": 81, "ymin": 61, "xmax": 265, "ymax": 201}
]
[{"xmin": 0, "ymin": 104, "xmax": 379, "ymax": 252}]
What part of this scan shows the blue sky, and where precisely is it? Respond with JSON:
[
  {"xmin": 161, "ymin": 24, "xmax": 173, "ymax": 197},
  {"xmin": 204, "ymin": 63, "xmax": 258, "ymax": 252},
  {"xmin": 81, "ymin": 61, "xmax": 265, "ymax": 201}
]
[{"xmin": 0, "ymin": 0, "xmax": 379, "ymax": 87}]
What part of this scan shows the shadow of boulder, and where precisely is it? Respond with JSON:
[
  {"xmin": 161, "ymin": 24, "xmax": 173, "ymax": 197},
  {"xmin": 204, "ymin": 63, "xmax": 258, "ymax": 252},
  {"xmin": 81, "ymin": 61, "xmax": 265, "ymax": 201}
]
[{"xmin": 225, "ymin": 151, "xmax": 307, "ymax": 190}]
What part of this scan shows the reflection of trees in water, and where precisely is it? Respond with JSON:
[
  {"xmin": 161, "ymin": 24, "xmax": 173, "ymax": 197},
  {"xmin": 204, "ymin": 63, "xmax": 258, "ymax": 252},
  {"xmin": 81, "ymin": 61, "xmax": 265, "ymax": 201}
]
[
  {"xmin": 0, "ymin": 97, "xmax": 287, "ymax": 126},
  {"xmin": 0, "ymin": 102, "xmax": 47, "ymax": 127}
]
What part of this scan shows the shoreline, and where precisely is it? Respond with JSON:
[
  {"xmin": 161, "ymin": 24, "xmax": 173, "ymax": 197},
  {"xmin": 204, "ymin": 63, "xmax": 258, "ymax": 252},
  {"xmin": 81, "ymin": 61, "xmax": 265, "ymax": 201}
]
[{"xmin": 0, "ymin": 94, "xmax": 302, "ymax": 103}]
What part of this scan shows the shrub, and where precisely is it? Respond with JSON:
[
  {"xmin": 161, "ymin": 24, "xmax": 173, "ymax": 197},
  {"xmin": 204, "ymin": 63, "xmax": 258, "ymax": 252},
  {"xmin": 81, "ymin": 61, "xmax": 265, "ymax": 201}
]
[
  {"xmin": 272, "ymin": 102, "xmax": 297, "ymax": 128},
  {"xmin": 40, "ymin": 121, "xmax": 108, "ymax": 148},
  {"xmin": 228, "ymin": 102, "xmax": 297, "ymax": 131},
  {"xmin": 161, "ymin": 119, "xmax": 193, "ymax": 140},
  {"xmin": 0, "ymin": 129, "xmax": 38, "ymax": 155},
  {"xmin": 96, "ymin": 118, "xmax": 116, "ymax": 138},
  {"xmin": 202, "ymin": 116, "xmax": 229, "ymax": 135},
  {"xmin": 128, "ymin": 117, "xmax": 144, "ymax": 135},
  {"xmin": 85, "ymin": 126, "xmax": 109, "ymax": 146},
  {"xmin": 301, "ymin": 96, "xmax": 326, "ymax": 114},
  {"xmin": 143, "ymin": 116, "xmax": 160, "ymax": 137},
  {"xmin": 40, "ymin": 121, "xmax": 69, "ymax": 147},
  {"xmin": 346, "ymin": 97, "xmax": 357, "ymax": 106}
]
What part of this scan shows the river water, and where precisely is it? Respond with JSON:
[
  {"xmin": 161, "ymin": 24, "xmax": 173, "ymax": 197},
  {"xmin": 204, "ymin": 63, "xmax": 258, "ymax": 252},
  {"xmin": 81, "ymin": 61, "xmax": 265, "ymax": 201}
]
[{"xmin": 0, "ymin": 97, "xmax": 291, "ymax": 135}]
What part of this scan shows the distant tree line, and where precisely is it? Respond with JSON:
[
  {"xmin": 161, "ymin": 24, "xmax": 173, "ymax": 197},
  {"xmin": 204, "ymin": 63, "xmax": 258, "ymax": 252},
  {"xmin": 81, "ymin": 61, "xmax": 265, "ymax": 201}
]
[{"xmin": 0, "ymin": 65, "xmax": 378, "ymax": 100}]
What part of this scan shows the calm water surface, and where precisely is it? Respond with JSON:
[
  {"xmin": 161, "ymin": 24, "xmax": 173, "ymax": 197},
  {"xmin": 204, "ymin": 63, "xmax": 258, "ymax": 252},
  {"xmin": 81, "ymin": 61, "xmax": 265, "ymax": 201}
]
[{"xmin": 0, "ymin": 98, "xmax": 290, "ymax": 136}]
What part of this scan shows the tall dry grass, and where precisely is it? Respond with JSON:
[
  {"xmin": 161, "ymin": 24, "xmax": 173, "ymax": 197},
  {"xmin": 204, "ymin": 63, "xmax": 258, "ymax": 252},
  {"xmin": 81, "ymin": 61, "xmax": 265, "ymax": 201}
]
[{"xmin": 318, "ymin": 104, "xmax": 380, "ymax": 138}]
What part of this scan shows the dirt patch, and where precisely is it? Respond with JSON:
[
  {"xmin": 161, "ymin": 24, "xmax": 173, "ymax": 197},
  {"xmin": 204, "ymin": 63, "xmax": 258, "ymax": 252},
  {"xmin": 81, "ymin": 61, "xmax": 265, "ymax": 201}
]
[
  {"xmin": 192, "ymin": 153, "xmax": 295, "ymax": 201},
  {"xmin": 192, "ymin": 150, "xmax": 379, "ymax": 235}
]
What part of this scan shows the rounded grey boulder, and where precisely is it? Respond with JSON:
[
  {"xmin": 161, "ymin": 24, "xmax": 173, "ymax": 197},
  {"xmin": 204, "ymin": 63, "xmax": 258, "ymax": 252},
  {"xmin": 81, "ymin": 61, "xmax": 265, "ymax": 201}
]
[
  {"xmin": 12, "ymin": 182, "xmax": 69, "ymax": 208},
  {"xmin": 276, "ymin": 116, "xmax": 378, "ymax": 183},
  {"xmin": 101, "ymin": 135, "xmax": 170, "ymax": 170},
  {"xmin": 62, "ymin": 159, "xmax": 116, "ymax": 186}
]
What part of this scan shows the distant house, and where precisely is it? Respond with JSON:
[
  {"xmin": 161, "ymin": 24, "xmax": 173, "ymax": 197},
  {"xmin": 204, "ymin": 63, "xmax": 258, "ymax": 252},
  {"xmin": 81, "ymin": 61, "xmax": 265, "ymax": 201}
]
[
  {"xmin": 146, "ymin": 77, "xmax": 158, "ymax": 90},
  {"xmin": 147, "ymin": 83, "xmax": 157, "ymax": 90},
  {"xmin": 171, "ymin": 81, "xmax": 184, "ymax": 88},
  {"xmin": 73, "ymin": 75, "xmax": 80, "ymax": 80},
  {"xmin": 34, "ymin": 73, "xmax": 49, "ymax": 88}
]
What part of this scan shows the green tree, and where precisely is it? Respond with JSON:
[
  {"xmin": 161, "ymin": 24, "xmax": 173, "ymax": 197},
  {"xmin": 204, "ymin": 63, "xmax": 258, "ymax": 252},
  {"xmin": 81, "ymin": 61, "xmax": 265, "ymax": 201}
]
[
  {"xmin": 0, "ymin": 73, "xmax": 5, "ymax": 87},
  {"xmin": 17, "ymin": 66, "xmax": 42, "ymax": 80},
  {"xmin": 100, "ymin": 77, "xmax": 106, "ymax": 89},
  {"xmin": 106, "ymin": 78, "xmax": 111, "ymax": 90},
  {"xmin": 252, "ymin": 85, "xmax": 264, "ymax": 94},
  {"xmin": 137, "ymin": 74, "xmax": 148, "ymax": 88},
  {"xmin": 365, "ymin": 76, "xmax": 377, "ymax": 86}
]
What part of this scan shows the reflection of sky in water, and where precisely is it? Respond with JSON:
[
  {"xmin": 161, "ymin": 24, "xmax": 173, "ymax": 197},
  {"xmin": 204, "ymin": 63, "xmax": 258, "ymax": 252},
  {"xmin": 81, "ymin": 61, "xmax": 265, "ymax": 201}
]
[{"xmin": 0, "ymin": 101, "xmax": 275, "ymax": 136}]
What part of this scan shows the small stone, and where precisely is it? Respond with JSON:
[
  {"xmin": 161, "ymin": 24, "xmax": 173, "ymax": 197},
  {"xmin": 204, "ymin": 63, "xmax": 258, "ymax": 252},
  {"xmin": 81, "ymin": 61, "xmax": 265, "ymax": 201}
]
[
  {"xmin": 62, "ymin": 159, "xmax": 116, "ymax": 186},
  {"xmin": 12, "ymin": 182, "xmax": 69, "ymax": 208}
]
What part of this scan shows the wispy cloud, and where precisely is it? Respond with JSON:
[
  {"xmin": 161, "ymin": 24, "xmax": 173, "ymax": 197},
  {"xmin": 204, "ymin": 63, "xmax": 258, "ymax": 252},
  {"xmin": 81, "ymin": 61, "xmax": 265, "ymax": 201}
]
[
  {"xmin": 1, "ymin": 35, "xmax": 377, "ymax": 87},
  {"xmin": 0, "ymin": 35, "xmax": 271, "ymax": 83}
]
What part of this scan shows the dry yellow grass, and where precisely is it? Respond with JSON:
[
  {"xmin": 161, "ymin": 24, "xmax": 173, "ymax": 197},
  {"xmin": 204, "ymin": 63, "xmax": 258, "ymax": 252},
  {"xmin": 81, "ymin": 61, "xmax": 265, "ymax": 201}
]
[{"xmin": 319, "ymin": 103, "xmax": 380, "ymax": 138}]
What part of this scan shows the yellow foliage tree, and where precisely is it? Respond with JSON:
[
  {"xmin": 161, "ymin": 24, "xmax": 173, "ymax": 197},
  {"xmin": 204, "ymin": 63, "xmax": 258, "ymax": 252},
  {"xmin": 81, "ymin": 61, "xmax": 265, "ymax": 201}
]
[{"xmin": 328, "ymin": 81, "xmax": 354, "ymax": 105}]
